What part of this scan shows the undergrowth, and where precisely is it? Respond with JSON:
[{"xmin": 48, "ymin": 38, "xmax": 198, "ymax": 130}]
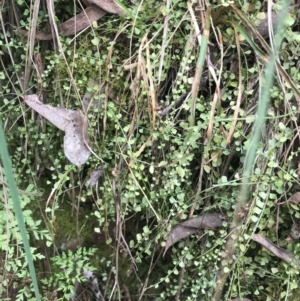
[{"xmin": 1, "ymin": 0, "xmax": 300, "ymax": 300}]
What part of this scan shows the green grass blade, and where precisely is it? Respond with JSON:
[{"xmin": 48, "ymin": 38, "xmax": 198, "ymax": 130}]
[
  {"xmin": 0, "ymin": 121, "xmax": 41, "ymax": 301},
  {"xmin": 212, "ymin": 2, "xmax": 292, "ymax": 300},
  {"xmin": 243, "ymin": 2, "xmax": 292, "ymax": 186}
]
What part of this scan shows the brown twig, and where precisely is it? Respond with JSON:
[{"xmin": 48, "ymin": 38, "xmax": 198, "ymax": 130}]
[
  {"xmin": 111, "ymin": 175, "xmax": 122, "ymax": 301},
  {"xmin": 23, "ymin": 0, "xmax": 40, "ymax": 91},
  {"xmin": 123, "ymin": 284, "xmax": 131, "ymax": 301}
]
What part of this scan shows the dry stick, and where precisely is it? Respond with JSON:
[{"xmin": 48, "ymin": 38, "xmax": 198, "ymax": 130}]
[
  {"xmin": 116, "ymin": 51, "xmax": 145, "ymax": 171},
  {"xmin": 188, "ymin": 1, "xmax": 201, "ymax": 44},
  {"xmin": 225, "ymin": 29, "xmax": 243, "ymax": 145},
  {"xmin": 133, "ymin": 8, "xmax": 189, "ymax": 116},
  {"xmin": 188, "ymin": 27, "xmax": 223, "ymax": 211},
  {"xmin": 137, "ymin": 248, "xmax": 156, "ymax": 301},
  {"xmin": 206, "ymin": 28, "xmax": 223, "ymax": 142},
  {"xmin": 46, "ymin": 0, "xmax": 58, "ymax": 50},
  {"xmin": 113, "ymin": 54, "xmax": 156, "ymax": 284},
  {"xmin": 145, "ymin": 35, "xmax": 157, "ymax": 129},
  {"xmin": 175, "ymin": 265, "xmax": 185, "ymax": 301},
  {"xmin": 111, "ymin": 176, "xmax": 121, "ymax": 301},
  {"xmin": 33, "ymin": 53, "xmax": 46, "ymax": 103},
  {"xmin": 211, "ymin": 26, "xmax": 243, "ymax": 301},
  {"xmin": 205, "ymin": 80, "xmax": 257, "ymax": 166},
  {"xmin": 157, "ymin": 0, "xmax": 170, "ymax": 85},
  {"xmin": 175, "ymin": 3, "xmax": 210, "ymax": 300},
  {"xmin": 23, "ymin": 0, "xmax": 40, "ymax": 91},
  {"xmin": 190, "ymin": 6, "xmax": 211, "ymax": 127},
  {"xmin": 127, "ymin": 36, "xmax": 155, "ymax": 169},
  {"xmin": 173, "ymin": 11, "xmax": 197, "ymax": 301},
  {"xmin": 120, "ymin": 231, "xmax": 138, "ymax": 272},
  {"xmin": 123, "ymin": 284, "xmax": 132, "ymax": 301},
  {"xmin": 9, "ymin": 0, "xmax": 20, "ymax": 29},
  {"xmin": 189, "ymin": 4, "xmax": 225, "ymax": 223}
]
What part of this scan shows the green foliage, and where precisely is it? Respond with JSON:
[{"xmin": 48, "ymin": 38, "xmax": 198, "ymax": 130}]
[
  {"xmin": 1, "ymin": 0, "xmax": 300, "ymax": 300},
  {"xmin": 0, "ymin": 176, "xmax": 47, "ymax": 300},
  {"xmin": 41, "ymin": 247, "xmax": 96, "ymax": 301}
]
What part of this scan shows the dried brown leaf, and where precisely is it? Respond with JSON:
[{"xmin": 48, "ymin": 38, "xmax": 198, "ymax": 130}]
[
  {"xmin": 288, "ymin": 192, "xmax": 300, "ymax": 204},
  {"xmin": 14, "ymin": 5, "xmax": 106, "ymax": 40},
  {"xmin": 24, "ymin": 94, "xmax": 68, "ymax": 131},
  {"xmin": 163, "ymin": 213, "xmax": 225, "ymax": 256},
  {"xmin": 88, "ymin": 0, "xmax": 124, "ymax": 15},
  {"xmin": 277, "ymin": 192, "xmax": 300, "ymax": 205},
  {"xmin": 252, "ymin": 234, "xmax": 300, "ymax": 268},
  {"xmin": 64, "ymin": 111, "xmax": 91, "ymax": 166},
  {"xmin": 24, "ymin": 95, "xmax": 91, "ymax": 166},
  {"xmin": 86, "ymin": 166, "xmax": 105, "ymax": 186}
]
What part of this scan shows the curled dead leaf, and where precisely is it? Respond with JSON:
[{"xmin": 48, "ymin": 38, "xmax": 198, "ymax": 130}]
[
  {"xmin": 86, "ymin": 166, "xmax": 105, "ymax": 186},
  {"xmin": 289, "ymin": 220, "xmax": 300, "ymax": 240},
  {"xmin": 87, "ymin": 0, "xmax": 124, "ymax": 15},
  {"xmin": 163, "ymin": 213, "xmax": 225, "ymax": 256},
  {"xmin": 24, "ymin": 94, "xmax": 91, "ymax": 166},
  {"xmin": 252, "ymin": 234, "xmax": 300, "ymax": 268},
  {"xmin": 277, "ymin": 192, "xmax": 300, "ymax": 205},
  {"xmin": 14, "ymin": 0, "xmax": 125, "ymax": 40},
  {"xmin": 14, "ymin": 5, "xmax": 106, "ymax": 40},
  {"xmin": 287, "ymin": 192, "xmax": 300, "ymax": 204}
]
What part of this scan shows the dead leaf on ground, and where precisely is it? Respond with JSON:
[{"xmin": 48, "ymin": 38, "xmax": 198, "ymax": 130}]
[
  {"xmin": 163, "ymin": 213, "xmax": 225, "ymax": 256},
  {"xmin": 277, "ymin": 192, "xmax": 300, "ymax": 205},
  {"xmin": 252, "ymin": 234, "xmax": 300, "ymax": 268},
  {"xmin": 289, "ymin": 221, "xmax": 300, "ymax": 240},
  {"xmin": 86, "ymin": 166, "xmax": 105, "ymax": 186},
  {"xmin": 87, "ymin": 0, "xmax": 124, "ymax": 15},
  {"xmin": 14, "ymin": 5, "xmax": 106, "ymax": 40},
  {"xmin": 14, "ymin": 0, "xmax": 125, "ymax": 40},
  {"xmin": 24, "ymin": 94, "xmax": 91, "ymax": 166}
]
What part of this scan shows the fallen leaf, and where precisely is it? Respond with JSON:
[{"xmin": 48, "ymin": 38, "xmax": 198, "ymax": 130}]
[
  {"xmin": 13, "ymin": 5, "xmax": 106, "ymax": 40},
  {"xmin": 163, "ymin": 213, "xmax": 225, "ymax": 256},
  {"xmin": 252, "ymin": 234, "xmax": 300, "ymax": 268},
  {"xmin": 86, "ymin": 166, "xmax": 105, "ymax": 186},
  {"xmin": 277, "ymin": 192, "xmax": 300, "ymax": 205},
  {"xmin": 24, "ymin": 94, "xmax": 91, "ymax": 166},
  {"xmin": 287, "ymin": 192, "xmax": 300, "ymax": 204},
  {"xmin": 82, "ymin": 269, "xmax": 103, "ymax": 300},
  {"xmin": 87, "ymin": 0, "xmax": 124, "ymax": 15},
  {"xmin": 289, "ymin": 220, "xmax": 300, "ymax": 240},
  {"xmin": 63, "ymin": 111, "xmax": 91, "ymax": 166}
]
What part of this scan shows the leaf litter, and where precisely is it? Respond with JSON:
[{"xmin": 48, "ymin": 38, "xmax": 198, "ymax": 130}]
[
  {"xmin": 24, "ymin": 94, "xmax": 91, "ymax": 166},
  {"xmin": 163, "ymin": 213, "xmax": 225, "ymax": 256}
]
